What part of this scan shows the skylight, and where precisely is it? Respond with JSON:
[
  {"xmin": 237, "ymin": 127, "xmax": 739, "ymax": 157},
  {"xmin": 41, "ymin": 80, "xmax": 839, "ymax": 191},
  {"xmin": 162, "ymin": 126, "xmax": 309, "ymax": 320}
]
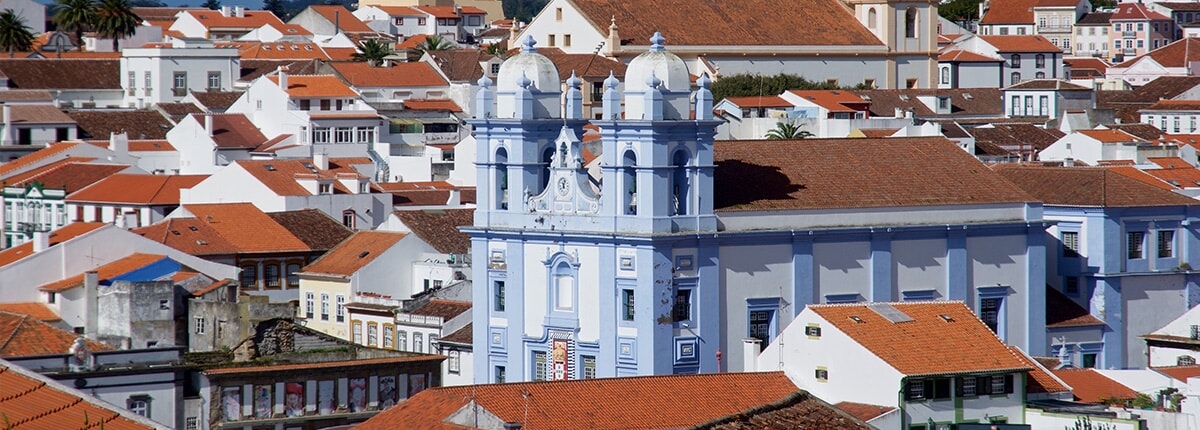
[{"xmin": 868, "ymin": 303, "xmax": 914, "ymax": 323}]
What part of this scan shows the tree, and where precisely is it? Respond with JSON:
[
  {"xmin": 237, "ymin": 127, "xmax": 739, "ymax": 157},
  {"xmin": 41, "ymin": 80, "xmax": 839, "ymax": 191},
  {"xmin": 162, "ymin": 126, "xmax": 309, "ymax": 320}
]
[
  {"xmin": 52, "ymin": 0, "xmax": 96, "ymax": 49},
  {"xmin": 94, "ymin": 0, "xmax": 139, "ymax": 52},
  {"xmin": 263, "ymin": 0, "xmax": 286, "ymax": 19},
  {"xmin": 483, "ymin": 42, "xmax": 505, "ymax": 58},
  {"xmin": 765, "ymin": 120, "xmax": 813, "ymax": 140},
  {"xmin": 409, "ymin": 34, "xmax": 454, "ymax": 60},
  {"xmin": 0, "ymin": 9, "xmax": 34, "ymax": 57},
  {"xmin": 201, "ymin": 0, "xmax": 219, "ymax": 9},
  {"xmin": 938, "ymin": 0, "xmax": 981, "ymax": 22},
  {"xmin": 501, "ymin": 0, "xmax": 547, "ymax": 23},
  {"xmin": 351, "ymin": 38, "xmax": 394, "ymax": 65},
  {"xmin": 709, "ymin": 73, "xmax": 872, "ymax": 103}
]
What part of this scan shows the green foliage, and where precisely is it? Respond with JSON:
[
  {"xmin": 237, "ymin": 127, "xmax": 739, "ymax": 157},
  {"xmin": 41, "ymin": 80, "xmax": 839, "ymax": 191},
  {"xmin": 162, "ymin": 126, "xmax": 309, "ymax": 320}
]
[
  {"xmin": 201, "ymin": 0, "xmax": 219, "ymax": 9},
  {"xmin": 1090, "ymin": 0, "xmax": 1114, "ymax": 8},
  {"xmin": 502, "ymin": 0, "xmax": 547, "ymax": 22},
  {"xmin": 94, "ymin": 0, "xmax": 139, "ymax": 52},
  {"xmin": 483, "ymin": 43, "xmax": 505, "ymax": 58},
  {"xmin": 1066, "ymin": 416, "xmax": 1117, "ymax": 430},
  {"xmin": 939, "ymin": 0, "xmax": 981, "ymax": 22},
  {"xmin": 409, "ymin": 34, "xmax": 454, "ymax": 61},
  {"xmin": 351, "ymin": 38, "xmax": 395, "ymax": 65},
  {"xmin": 709, "ymin": 73, "xmax": 871, "ymax": 103},
  {"xmin": 0, "ymin": 9, "xmax": 34, "ymax": 57},
  {"xmin": 263, "ymin": 0, "xmax": 286, "ymax": 19},
  {"xmin": 765, "ymin": 120, "xmax": 813, "ymax": 140},
  {"xmin": 52, "ymin": 0, "xmax": 96, "ymax": 48},
  {"xmin": 1130, "ymin": 392, "xmax": 1156, "ymax": 409},
  {"xmin": 1160, "ymin": 387, "xmax": 1184, "ymax": 411}
]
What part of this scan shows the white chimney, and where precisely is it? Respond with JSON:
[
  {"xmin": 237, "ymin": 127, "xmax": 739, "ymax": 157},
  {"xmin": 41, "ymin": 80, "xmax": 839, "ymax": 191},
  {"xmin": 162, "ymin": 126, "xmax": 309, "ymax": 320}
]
[
  {"xmin": 204, "ymin": 114, "xmax": 213, "ymax": 137},
  {"xmin": 446, "ymin": 188, "xmax": 461, "ymax": 205},
  {"xmin": 743, "ymin": 338, "xmax": 762, "ymax": 372},
  {"xmin": 108, "ymin": 132, "xmax": 128, "ymax": 155},
  {"xmin": 32, "ymin": 230, "xmax": 49, "ymax": 252},
  {"xmin": 84, "ymin": 271, "xmax": 99, "ymax": 339},
  {"xmin": 314, "ymin": 152, "xmax": 329, "ymax": 170},
  {"xmin": 277, "ymin": 66, "xmax": 288, "ymax": 90},
  {"xmin": 221, "ymin": 5, "xmax": 231, "ymax": 16},
  {"xmin": 894, "ymin": 107, "xmax": 904, "ymax": 119},
  {"xmin": 234, "ymin": 5, "xmax": 244, "ymax": 17},
  {"xmin": 1, "ymin": 103, "xmax": 12, "ymax": 145}
]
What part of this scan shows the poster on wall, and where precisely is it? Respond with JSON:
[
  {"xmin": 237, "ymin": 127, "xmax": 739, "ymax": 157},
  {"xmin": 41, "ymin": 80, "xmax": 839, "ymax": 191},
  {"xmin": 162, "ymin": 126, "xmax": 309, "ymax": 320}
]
[
  {"xmin": 408, "ymin": 374, "xmax": 426, "ymax": 398},
  {"xmin": 221, "ymin": 387, "xmax": 241, "ymax": 422},
  {"xmin": 285, "ymin": 383, "xmax": 304, "ymax": 417},
  {"xmin": 551, "ymin": 339, "xmax": 569, "ymax": 380},
  {"xmin": 349, "ymin": 378, "xmax": 367, "ymax": 412},
  {"xmin": 318, "ymin": 380, "xmax": 335, "ymax": 415},
  {"xmin": 254, "ymin": 385, "xmax": 272, "ymax": 418},
  {"xmin": 378, "ymin": 376, "xmax": 397, "ymax": 408}
]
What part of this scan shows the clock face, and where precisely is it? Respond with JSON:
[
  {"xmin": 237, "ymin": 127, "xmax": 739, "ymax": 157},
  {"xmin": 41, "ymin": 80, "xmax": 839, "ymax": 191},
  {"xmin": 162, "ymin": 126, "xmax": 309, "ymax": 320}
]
[{"xmin": 557, "ymin": 177, "xmax": 570, "ymax": 196}]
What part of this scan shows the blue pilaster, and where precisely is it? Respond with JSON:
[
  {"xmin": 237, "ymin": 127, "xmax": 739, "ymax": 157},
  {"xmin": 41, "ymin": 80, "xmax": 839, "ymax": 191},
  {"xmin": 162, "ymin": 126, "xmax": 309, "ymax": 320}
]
[
  {"xmin": 1026, "ymin": 224, "xmax": 1047, "ymax": 356},
  {"xmin": 792, "ymin": 233, "xmax": 815, "ymax": 313},
  {"xmin": 696, "ymin": 240, "xmax": 721, "ymax": 373},
  {"xmin": 1095, "ymin": 277, "xmax": 1124, "ymax": 368},
  {"xmin": 597, "ymin": 241, "xmax": 618, "ymax": 377},
  {"xmin": 870, "ymin": 232, "xmax": 893, "ymax": 302},
  {"xmin": 947, "ymin": 228, "xmax": 968, "ymax": 302}
]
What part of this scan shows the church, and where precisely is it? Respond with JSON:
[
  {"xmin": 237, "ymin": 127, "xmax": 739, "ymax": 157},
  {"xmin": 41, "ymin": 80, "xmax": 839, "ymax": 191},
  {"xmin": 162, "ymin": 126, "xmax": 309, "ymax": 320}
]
[{"xmin": 466, "ymin": 34, "xmax": 1048, "ymax": 383}]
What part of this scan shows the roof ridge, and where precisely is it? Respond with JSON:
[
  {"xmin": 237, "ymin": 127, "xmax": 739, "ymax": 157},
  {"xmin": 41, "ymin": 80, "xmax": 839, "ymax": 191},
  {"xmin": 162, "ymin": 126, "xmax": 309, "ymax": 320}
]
[{"xmin": 0, "ymin": 314, "xmax": 27, "ymax": 353}]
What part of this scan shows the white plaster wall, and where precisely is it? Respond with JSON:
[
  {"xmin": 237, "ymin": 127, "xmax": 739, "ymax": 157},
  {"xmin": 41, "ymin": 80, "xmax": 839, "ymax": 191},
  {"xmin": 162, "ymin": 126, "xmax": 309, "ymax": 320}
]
[
  {"xmin": 522, "ymin": 242, "xmax": 602, "ymax": 342},
  {"xmin": 516, "ymin": 0, "xmax": 605, "ymax": 54},
  {"xmin": 892, "ymin": 238, "xmax": 948, "ymax": 296},
  {"xmin": 814, "ymin": 241, "xmax": 871, "ymax": 300},
  {"xmin": 719, "ymin": 243, "xmax": 794, "ymax": 372},
  {"xmin": 358, "ymin": 234, "xmax": 432, "ymax": 299},
  {"xmin": 178, "ymin": 164, "xmax": 285, "ymax": 211},
  {"xmin": 441, "ymin": 347, "xmax": 473, "ymax": 386},
  {"xmin": 129, "ymin": 150, "xmax": 182, "ymax": 174}
]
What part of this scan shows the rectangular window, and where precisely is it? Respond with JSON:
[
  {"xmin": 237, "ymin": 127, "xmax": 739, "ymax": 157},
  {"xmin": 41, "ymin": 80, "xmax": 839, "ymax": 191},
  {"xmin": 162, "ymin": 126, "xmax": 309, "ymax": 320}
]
[
  {"xmin": 352, "ymin": 321, "xmax": 362, "ymax": 343},
  {"xmin": 195, "ymin": 317, "xmax": 206, "ymax": 334},
  {"xmin": 1159, "ymin": 230, "xmax": 1175, "ymax": 258},
  {"xmin": 264, "ymin": 264, "xmax": 280, "ymax": 288},
  {"xmin": 448, "ymin": 349, "xmax": 460, "ymax": 373},
  {"xmin": 980, "ymin": 297, "xmax": 1002, "ymax": 333},
  {"xmin": 1023, "ymin": 95, "xmax": 1033, "ymax": 115},
  {"xmin": 906, "ymin": 380, "xmax": 925, "ymax": 400},
  {"xmin": 300, "ymin": 99, "xmax": 311, "ymax": 111},
  {"xmin": 144, "ymin": 71, "xmax": 151, "ymax": 89},
  {"xmin": 367, "ymin": 323, "xmax": 378, "ymax": 346},
  {"xmin": 582, "ymin": 355, "xmax": 596, "ymax": 379},
  {"xmin": 563, "ymin": 34, "xmax": 571, "ymax": 47},
  {"xmin": 815, "ymin": 368, "xmax": 829, "ymax": 381},
  {"xmin": 128, "ymin": 397, "xmax": 149, "ymax": 417},
  {"xmin": 128, "ymin": 71, "xmax": 135, "ymax": 89},
  {"xmin": 383, "ymin": 325, "xmax": 393, "ymax": 348},
  {"xmin": 173, "ymin": 71, "xmax": 186, "ymax": 89},
  {"xmin": 672, "ymin": 289, "xmax": 692, "ymax": 322},
  {"xmin": 1039, "ymin": 95, "xmax": 1049, "ymax": 116},
  {"xmin": 335, "ymin": 295, "xmax": 345, "ymax": 322},
  {"xmin": 991, "ymin": 375, "xmax": 1006, "ymax": 393},
  {"xmin": 185, "ymin": 417, "xmax": 199, "ymax": 430},
  {"xmin": 207, "ymin": 71, "xmax": 220, "ymax": 89},
  {"xmin": 621, "ymin": 289, "xmax": 635, "ymax": 321},
  {"xmin": 1065, "ymin": 276, "xmax": 1079, "ymax": 294},
  {"xmin": 418, "ymin": 17, "xmax": 426, "ymax": 25},
  {"xmin": 931, "ymin": 378, "xmax": 951, "ymax": 399},
  {"xmin": 961, "ymin": 376, "xmax": 977, "ymax": 396},
  {"xmin": 320, "ymin": 293, "xmax": 329, "ymax": 321},
  {"xmin": 414, "ymin": 332, "xmax": 422, "ymax": 352},
  {"xmin": 749, "ymin": 310, "xmax": 772, "ymax": 346},
  {"xmin": 1062, "ymin": 231, "xmax": 1080, "ymax": 257},
  {"xmin": 305, "ymin": 292, "xmax": 314, "ymax": 318},
  {"xmin": 495, "ymin": 366, "xmax": 506, "ymax": 383},
  {"xmin": 393, "ymin": 17, "xmax": 402, "ymax": 25},
  {"xmin": 548, "ymin": 34, "xmax": 556, "ymax": 46},
  {"xmin": 494, "ymin": 281, "xmax": 506, "ymax": 312},
  {"xmin": 398, "ymin": 331, "xmax": 407, "ymax": 350},
  {"xmin": 1129, "ymin": 231, "xmax": 1145, "ymax": 259},
  {"xmin": 533, "ymin": 351, "xmax": 547, "ymax": 381},
  {"xmin": 320, "ymin": 99, "xmax": 331, "ymax": 110}
]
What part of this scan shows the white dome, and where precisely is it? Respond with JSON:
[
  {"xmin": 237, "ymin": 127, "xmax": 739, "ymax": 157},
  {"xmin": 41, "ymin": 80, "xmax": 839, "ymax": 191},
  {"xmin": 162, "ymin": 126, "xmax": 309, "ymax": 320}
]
[
  {"xmin": 496, "ymin": 36, "xmax": 561, "ymax": 93},
  {"xmin": 625, "ymin": 33, "xmax": 689, "ymax": 92}
]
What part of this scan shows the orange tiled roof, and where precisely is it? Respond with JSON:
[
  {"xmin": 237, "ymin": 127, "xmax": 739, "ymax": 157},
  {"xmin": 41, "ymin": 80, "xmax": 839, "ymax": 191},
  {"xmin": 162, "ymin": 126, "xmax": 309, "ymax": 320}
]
[
  {"xmin": 1147, "ymin": 157, "xmax": 1194, "ymax": 169},
  {"xmin": 67, "ymin": 174, "xmax": 207, "ymax": 205},
  {"xmin": 218, "ymin": 41, "xmax": 332, "ymax": 60},
  {"xmin": 127, "ymin": 140, "xmax": 175, "ymax": 152},
  {"xmin": 980, "ymin": 0, "xmax": 1037, "ymax": 25},
  {"xmin": 1078, "ymin": 129, "xmax": 1143, "ymax": 143},
  {"xmin": 1045, "ymin": 287, "xmax": 1105, "ymax": 327},
  {"xmin": 267, "ymin": 74, "xmax": 358, "ymax": 98},
  {"xmin": 322, "ymin": 47, "xmax": 360, "ymax": 61},
  {"xmin": 833, "ymin": 402, "xmax": 895, "ymax": 422},
  {"xmin": 1008, "ymin": 345, "xmax": 1070, "ymax": 394},
  {"xmin": 1107, "ymin": 166, "xmax": 1179, "ymax": 190},
  {"xmin": 3, "ymin": 161, "xmax": 128, "ymax": 194},
  {"xmin": 203, "ymin": 113, "xmax": 270, "ymax": 148},
  {"xmin": 979, "ymin": 35, "xmax": 1063, "ymax": 53},
  {"xmin": 308, "ymin": 5, "xmax": 374, "ymax": 33},
  {"xmin": 997, "ymin": 166, "xmax": 1199, "ymax": 207},
  {"xmin": 408, "ymin": 299, "xmax": 470, "ymax": 320},
  {"xmin": 1154, "ymin": 365, "xmax": 1200, "ymax": 382},
  {"xmin": 1112, "ymin": 3, "xmax": 1171, "ymax": 20},
  {"xmin": 330, "ymin": 61, "xmax": 448, "ymax": 88},
  {"xmin": 391, "ymin": 208, "xmax": 473, "ymax": 254},
  {"xmin": 370, "ymin": 5, "xmax": 422, "ymax": 16},
  {"xmin": 356, "ymin": 371, "xmax": 799, "ymax": 430},
  {"xmin": 1144, "ymin": 166, "xmax": 1200, "ymax": 188},
  {"xmin": 788, "ymin": 90, "xmax": 869, "ymax": 113},
  {"xmin": 38, "ymin": 253, "xmax": 169, "ymax": 293},
  {"xmin": 0, "ymin": 142, "xmax": 84, "ymax": 178},
  {"xmin": 236, "ymin": 158, "xmax": 365, "ymax": 196},
  {"xmin": 183, "ymin": 9, "xmax": 287, "ymax": 31},
  {"xmin": 1051, "ymin": 368, "xmax": 1138, "ymax": 403},
  {"xmin": 413, "ymin": 5, "xmax": 486, "ymax": 18},
  {"xmin": 0, "ymin": 311, "xmax": 110, "ymax": 357},
  {"xmin": 299, "ymin": 231, "xmax": 406, "ymax": 277},
  {"xmin": 180, "ymin": 203, "xmax": 310, "ymax": 253},
  {"xmin": 0, "ymin": 222, "xmax": 106, "ymax": 267},
  {"xmin": 397, "ymin": 33, "xmax": 432, "ymax": 50},
  {"xmin": 809, "ymin": 302, "xmax": 1031, "ymax": 376},
  {"xmin": 1115, "ymin": 38, "xmax": 1200, "ymax": 68},
  {"xmin": 939, "ymin": 49, "xmax": 1002, "ymax": 62},
  {"xmin": 1144, "ymin": 99, "xmax": 1200, "ymax": 111},
  {"xmin": 0, "ymin": 360, "xmax": 156, "ymax": 429},
  {"xmin": 402, "ymin": 99, "xmax": 462, "ymax": 112},
  {"xmin": 0, "ymin": 303, "xmax": 59, "ymax": 322},
  {"xmin": 133, "ymin": 218, "xmax": 240, "ymax": 256}
]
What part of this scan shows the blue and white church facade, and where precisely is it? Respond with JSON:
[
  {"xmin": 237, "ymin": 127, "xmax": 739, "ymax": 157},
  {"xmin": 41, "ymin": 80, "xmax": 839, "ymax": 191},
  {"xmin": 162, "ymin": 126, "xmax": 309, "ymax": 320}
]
[{"xmin": 467, "ymin": 34, "xmax": 1050, "ymax": 383}]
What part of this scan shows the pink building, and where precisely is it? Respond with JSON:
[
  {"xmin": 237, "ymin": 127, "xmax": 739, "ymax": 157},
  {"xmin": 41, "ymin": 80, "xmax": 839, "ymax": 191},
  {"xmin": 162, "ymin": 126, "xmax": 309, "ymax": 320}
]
[{"xmin": 1110, "ymin": 3, "xmax": 1175, "ymax": 62}]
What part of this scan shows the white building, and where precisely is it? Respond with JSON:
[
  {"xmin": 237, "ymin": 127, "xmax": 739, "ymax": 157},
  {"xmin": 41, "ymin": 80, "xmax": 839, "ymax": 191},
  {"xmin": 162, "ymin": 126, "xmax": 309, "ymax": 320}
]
[
  {"xmin": 1040, "ymin": 128, "xmax": 1185, "ymax": 165},
  {"xmin": 120, "ymin": 41, "xmax": 240, "ymax": 107}
]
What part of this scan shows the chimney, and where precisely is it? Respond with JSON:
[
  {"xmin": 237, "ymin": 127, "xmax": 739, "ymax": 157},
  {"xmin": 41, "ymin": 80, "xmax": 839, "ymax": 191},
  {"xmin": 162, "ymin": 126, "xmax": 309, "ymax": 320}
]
[
  {"xmin": 334, "ymin": 10, "xmax": 340, "ymax": 35},
  {"xmin": 446, "ymin": 188, "xmax": 461, "ymax": 205},
  {"xmin": 742, "ymin": 338, "xmax": 762, "ymax": 372},
  {"xmin": 234, "ymin": 5, "xmax": 244, "ymax": 17},
  {"xmin": 894, "ymin": 106, "xmax": 904, "ymax": 119},
  {"xmin": 84, "ymin": 271, "xmax": 99, "ymax": 339},
  {"xmin": 1, "ymin": 103, "xmax": 11, "ymax": 145},
  {"xmin": 508, "ymin": 21, "xmax": 521, "ymax": 47},
  {"xmin": 108, "ymin": 132, "xmax": 128, "ymax": 156},
  {"xmin": 204, "ymin": 114, "xmax": 213, "ymax": 137},
  {"xmin": 221, "ymin": 5, "xmax": 231, "ymax": 17},
  {"xmin": 277, "ymin": 66, "xmax": 289, "ymax": 90},
  {"xmin": 314, "ymin": 152, "xmax": 329, "ymax": 170},
  {"xmin": 32, "ymin": 230, "xmax": 49, "ymax": 252}
]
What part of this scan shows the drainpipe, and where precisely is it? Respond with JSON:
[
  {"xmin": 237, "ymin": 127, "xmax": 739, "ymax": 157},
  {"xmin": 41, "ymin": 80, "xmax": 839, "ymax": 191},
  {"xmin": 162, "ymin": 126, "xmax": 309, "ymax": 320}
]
[{"xmin": 898, "ymin": 376, "xmax": 908, "ymax": 429}]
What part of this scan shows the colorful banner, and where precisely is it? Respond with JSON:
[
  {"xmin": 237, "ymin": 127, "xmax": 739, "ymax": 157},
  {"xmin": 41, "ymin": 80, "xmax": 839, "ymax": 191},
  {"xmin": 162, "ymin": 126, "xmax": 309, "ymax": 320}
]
[
  {"xmin": 379, "ymin": 376, "xmax": 397, "ymax": 408},
  {"xmin": 349, "ymin": 378, "xmax": 367, "ymax": 412},
  {"xmin": 285, "ymin": 383, "xmax": 304, "ymax": 417},
  {"xmin": 551, "ymin": 339, "xmax": 568, "ymax": 380},
  {"xmin": 221, "ymin": 387, "xmax": 241, "ymax": 422},
  {"xmin": 254, "ymin": 385, "xmax": 271, "ymax": 419}
]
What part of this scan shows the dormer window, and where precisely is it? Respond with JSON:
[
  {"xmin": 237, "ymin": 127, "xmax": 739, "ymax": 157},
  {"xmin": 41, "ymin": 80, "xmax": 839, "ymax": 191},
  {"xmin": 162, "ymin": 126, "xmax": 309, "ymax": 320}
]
[{"xmin": 319, "ymin": 183, "xmax": 332, "ymax": 194}]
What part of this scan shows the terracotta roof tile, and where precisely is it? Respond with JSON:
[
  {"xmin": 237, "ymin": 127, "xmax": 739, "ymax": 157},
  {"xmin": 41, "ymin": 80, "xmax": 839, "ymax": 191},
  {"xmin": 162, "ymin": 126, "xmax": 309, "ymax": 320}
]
[
  {"xmin": 357, "ymin": 371, "xmax": 800, "ymax": 430},
  {"xmin": 369, "ymin": 5, "xmax": 422, "ymax": 16},
  {"xmin": 832, "ymin": 402, "xmax": 895, "ymax": 422},
  {"xmin": 439, "ymin": 322, "xmax": 471, "ymax": 344},
  {"xmin": 995, "ymin": 166, "xmax": 1200, "ymax": 207},
  {"xmin": 1116, "ymin": 38, "xmax": 1200, "ymax": 68},
  {"xmin": 7, "ymin": 105, "xmax": 75, "ymax": 124},
  {"xmin": 236, "ymin": 158, "xmax": 367, "ymax": 196},
  {"xmin": 692, "ymin": 391, "xmax": 874, "ymax": 429},
  {"xmin": 0, "ymin": 142, "xmax": 85, "ymax": 177},
  {"xmin": 809, "ymin": 302, "xmax": 1030, "ymax": 376},
  {"xmin": 713, "ymin": 137, "xmax": 1035, "ymax": 211},
  {"xmin": 1107, "ymin": 165, "xmax": 1179, "ymax": 190},
  {"xmin": 402, "ymin": 98, "xmax": 462, "ymax": 112},
  {"xmin": 307, "ymin": 5, "xmax": 374, "ymax": 33},
  {"xmin": 1006, "ymin": 79, "xmax": 1091, "ymax": 91},
  {"xmin": 1112, "ymin": 3, "xmax": 1171, "ymax": 20},
  {"xmin": 0, "ymin": 222, "xmax": 106, "ymax": 267},
  {"xmin": 38, "ymin": 253, "xmax": 169, "ymax": 293},
  {"xmin": 1078, "ymin": 129, "xmax": 1143, "ymax": 143},
  {"xmin": 1158, "ymin": 2, "xmax": 1200, "ymax": 12},
  {"xmin": 1065, "ymin": 57, "xmax": 1111, "ymax": 75},
  {"xmin": 1144, "ymin": 99, "xmax": 1200, "ymax": 111},
  {"xmin": 1077, "ymin": 11, "xmax": 1113, "ymax": 24},
  {"xmin": 266, "ymin": 209, "xmax": 352, "ymax": 251},
  {"xmin": 0, "ymin": 59, "xmax": 119, "ymax": 89},
  {"xmin": 0, "ymin": 303, "xmax": 58, "ymax": 322},
  {"xmin": 413, "ymin": 5, "xmax": 485, "ymax": 18},
  {"xmin": 1143, "ymin": 165, "xmax": 1200, "ymax": 188},
  {"xmin": 788, "ymin": 90, "xmax": 869, "ymax": 112},
  {"xmin": 0, "ymin": 312, "xmax": 110, "ymax": 357},
  {"xmin": 126, "ymin": 140, "xmax": 175, "ymax": 152},
  {"xmin": 188, "ymin": 91, "xmax": 243, "ymax": 111},
  {"xmin": 300, "ymin": 231, "xmax": 406, "ymax": 277},
  {"xmin": 219, "ymin": 41, "xmax": 331, "ymax": 60},
  {"xmin": 240, "ymin": 59, "xmax": 320, "ymax": 82},
  {"xmin": 1051, "ymin": 368, "xmax": 1138, "ymax": 403},
  {"xmin": 979, "ymin": 35, "xmax": 1063, "ymax": 53},
  {"xmin": 67, "ymin": 174, "xmax": 206, "ymax": 205},
  {"xmin": 68, "ymin": 110, "xmax": 172, "ymax": 140},
  {"xmin": 1154, "ymin": 365, "xmax": 1200, "ymax": 382},
  {"xmin": 939, "ymin": 49, "xmax": 1002, "ymax": 62},
  {"xmin": 537, "ymin": 49, "xmax": 628, "ymax": 80},
  {"xmin": 133, "ymin": 218, "xmax": 238, "ymax": 256},
  {"xmin": 1106, "ymin": 123, "xmax": 1166, "ymax": 140},
  {"xmin": 183, "ymin": 9, "xmax": 287, "ymax": 31},
  {"xmin": 391, "ymin": 208, "xmax": 473, "ymax": 254},
  {"xmin": 0, "ymin": 360, "xmax": 158, "ymax": 430},
  {"xmin": 566, "ymin": 0, "xmax": 883, "ymax": 47},
  {"xmin": 331, "ymin": 61, "xmax": 447, "ymax": 88},
  {"xmin": 390, "ymin": 188, "xmax": 476, "ymax": 206},
  {"xmin": 268, "ymin": 74, "xmax": 358, "ymax": 97},
  {"xmin": 980, "ymin": 0, "xmax": 1037, "ymax": 25},
  {"xmin": 1008, "ymin": 346, "xmax": 1071, "ymax": 394},
  {"xmin": 408, "ymin": 299, "xmax": 470, "ymax": 320},
  {"xmin": 182, "ymin": 203, "xmax": 310, "ymax": 253},
  {"xmin": 853, "ymin": 88, "xmax": 1004, "ymax": 118},
  {"xmin": 203, "ymin": 113, "xmax": 269, "ymax": 148},
  {"xmin": 4, "ymin": 161, "xmax": 130, "ymax": 194},
  {"xmin": 1147, "ymin": 157, "xmax": 1193, "ymax": 169},
  {"xmin": 1046, "ymin": 287, "xmax": 1106, "ymax": 327},
  {"xmin": 426, "ymin": 49, "xmax": 491, "ymax": 82},
  {"xmin": 718, "ymin": 96, "xmax": 792, "ymax": 109}
]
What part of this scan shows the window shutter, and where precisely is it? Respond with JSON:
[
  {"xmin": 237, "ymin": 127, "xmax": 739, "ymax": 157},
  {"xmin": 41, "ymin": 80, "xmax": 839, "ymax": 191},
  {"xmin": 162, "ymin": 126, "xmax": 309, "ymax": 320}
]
[
  {"xmin": 1005, "ymin": 374, "xmax": 1015, "ymax": 394},
  {"xmin": 977, "ymin": 377, "xmax": 990, "ymax": 395},
  {"xmin": 923, "ymin": 380, "xmax": 934, "ymax": 399},
  {"xmin": 955, "ymin": 378, "xmax": 964, "ymax": 397}
]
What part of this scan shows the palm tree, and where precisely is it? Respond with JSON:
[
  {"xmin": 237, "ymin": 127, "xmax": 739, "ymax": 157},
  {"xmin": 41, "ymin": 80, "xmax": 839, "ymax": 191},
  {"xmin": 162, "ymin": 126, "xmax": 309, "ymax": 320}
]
[
  {"xmin": 482, "ymin": 42, "xmax": 505, "ymax": 58},
  {"xmin": 53, "ymin": 0, "xmax": 96, "ymax": 49},
  {"xmin": 765, "ymin": 120, "xmax": 813, "ymax": 140},
  {"xmin": 351, "ymin": 39, "xmax": 394, "ymax": 66},
  {"xmin": 94, "ymin": 0, "xmax": 140, "ymax": 52},
  {"xmin": 201, "ymin": 0, "xmax": 219, "ymax": 9},
  {"xmin": 414, "ymin": 34, "xmax": 454, "ymax": 56},
  {"xmin": 0, "ymin": 10, "xmax": 34, "ymax": 57}
]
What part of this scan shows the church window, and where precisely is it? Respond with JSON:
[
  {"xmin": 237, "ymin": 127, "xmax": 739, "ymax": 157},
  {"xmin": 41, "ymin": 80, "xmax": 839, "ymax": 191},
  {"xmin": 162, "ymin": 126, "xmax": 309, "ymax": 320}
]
[
  {"xmin": 868, "ymin": 8, "xmax": 877, "ymax": 29},
  {"xmin": 495, "ymin": 148, "xmax": 508, "ymax": 210},
  {"xmin": 905, "ymin": 8, "xmax": 917, "ymax": 38},
  {"xmin": 673, "ymin": 288, "xmax": 692, "ymax": 322},
  {"xmin": 671, "ymin": 150, "xmax": 690, "ymax": 215},
  {"xmin": 623, "ymin": 151, "xmax": 637, "ymax": 215}
]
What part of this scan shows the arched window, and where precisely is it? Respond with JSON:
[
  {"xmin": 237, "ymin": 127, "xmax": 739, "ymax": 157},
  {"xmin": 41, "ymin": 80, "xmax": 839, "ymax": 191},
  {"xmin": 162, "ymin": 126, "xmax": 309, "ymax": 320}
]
[
  {"xmin": 341, "ymin": 209, "xmax": 356, "ymax": 229},
  {"xmin": 671, "ymin": 150, "xmax": 690, "ymax": 215},
  {"xmin": 1036, "ymin": 72, "xmax": 1045, "ymax": 79},
  {"xmin": 553, "ymin": 262, "xmax": 575, "ymax": 311},
  {"xmin": 1011, "ymin": 72, "xmax": 1021, "ymax": 85},
  {"xmin": 240, "ymin": 264, "xmax": 258, "ymax": 288},
  {"xmin": 540, "ymin": 146, "xmax": 555, "ymax": 193},
  {"xmin": 940, "ymin": 67, "xmax": 950, "ymax": 85},
  {"xmin": 905, "ymin": 8, "xmax": 917, "ymax": 38},
  {"xmin": 1010, "ymin": 54, "xmax": 1021, "ymax": 67},
  {"xmin": 495, "ymin": 147, "xmax": 508, "ymax": 210},
  {"xmin": 622, "ymin": 150, "xmax": 637, "ymax": 215},
  {"xmin": 868, "ymin": 8, "xmax": 877, "ymax": 29}
]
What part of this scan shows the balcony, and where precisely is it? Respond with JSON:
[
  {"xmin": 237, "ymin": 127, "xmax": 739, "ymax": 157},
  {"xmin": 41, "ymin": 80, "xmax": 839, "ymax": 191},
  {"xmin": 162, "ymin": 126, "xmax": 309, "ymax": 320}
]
[
  {"xmin": 171, "ymin": 87, "xmax": 186, "ymax": 97},
  {"xmin": 1123, "ymin": 31, "xmax": 1137, "ymax": 38}
]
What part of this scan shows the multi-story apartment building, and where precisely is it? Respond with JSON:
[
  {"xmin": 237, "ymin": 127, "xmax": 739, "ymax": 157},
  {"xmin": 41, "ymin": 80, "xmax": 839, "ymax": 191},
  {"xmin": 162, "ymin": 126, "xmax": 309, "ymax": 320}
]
[{"xmin": 1110, "ymin": 2, "xmax": 1175, "ymax": 62}]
